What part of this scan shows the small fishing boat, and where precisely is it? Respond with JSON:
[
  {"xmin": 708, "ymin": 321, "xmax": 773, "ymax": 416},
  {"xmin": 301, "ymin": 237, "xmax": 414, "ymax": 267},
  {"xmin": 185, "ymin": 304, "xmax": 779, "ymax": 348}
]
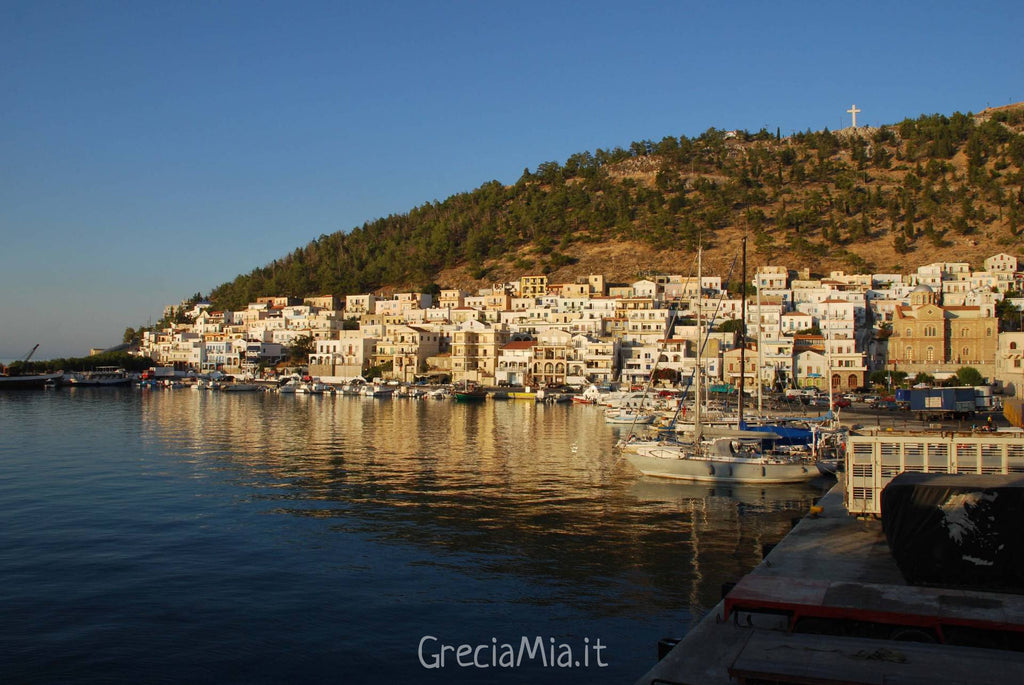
[{"xmin": 454, "ymin": 385, "xmax": 488, "ymax": 402}]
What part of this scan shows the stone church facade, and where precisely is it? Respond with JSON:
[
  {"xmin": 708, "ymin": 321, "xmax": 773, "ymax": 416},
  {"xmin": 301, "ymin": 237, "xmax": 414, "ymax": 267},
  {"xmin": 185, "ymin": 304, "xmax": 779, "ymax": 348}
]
[{"xmin": 889, "ymin": 285, "xmax": 997, "ymax": 373}]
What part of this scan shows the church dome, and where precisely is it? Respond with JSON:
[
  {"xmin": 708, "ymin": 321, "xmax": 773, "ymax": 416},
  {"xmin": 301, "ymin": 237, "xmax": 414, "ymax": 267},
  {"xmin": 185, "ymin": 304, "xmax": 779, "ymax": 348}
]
[{"xmin": 911, "ymin": 284, "xmax": 934, "ymax": 293}]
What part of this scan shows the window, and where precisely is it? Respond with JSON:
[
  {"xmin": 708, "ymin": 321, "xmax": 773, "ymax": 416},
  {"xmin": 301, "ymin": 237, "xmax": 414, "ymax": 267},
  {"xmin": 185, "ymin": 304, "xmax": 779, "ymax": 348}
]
[
  {"xmin": 905, "ymin": 328, "xmax": 912, "ymax": 338},
  {"xmin": 1012, "ymin": 342, "xmax": 1019, "ymax": 351},
  {"xmin": 924, "ymin": 325, "xmax": 936, "ymax": 337}
]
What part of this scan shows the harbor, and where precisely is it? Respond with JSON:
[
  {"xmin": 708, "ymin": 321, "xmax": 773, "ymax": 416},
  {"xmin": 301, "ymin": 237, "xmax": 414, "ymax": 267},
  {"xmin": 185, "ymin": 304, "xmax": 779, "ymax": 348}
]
[{"xmin": 0, "ymin": 388, "xmax": 830, "ymax": 684}]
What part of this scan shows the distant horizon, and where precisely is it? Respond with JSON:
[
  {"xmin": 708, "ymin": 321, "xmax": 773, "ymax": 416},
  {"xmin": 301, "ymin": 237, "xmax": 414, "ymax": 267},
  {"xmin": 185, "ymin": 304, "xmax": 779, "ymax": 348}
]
[{"xmin": 3, "ymin": 1, "xmax": 1022, "ymax": 358}]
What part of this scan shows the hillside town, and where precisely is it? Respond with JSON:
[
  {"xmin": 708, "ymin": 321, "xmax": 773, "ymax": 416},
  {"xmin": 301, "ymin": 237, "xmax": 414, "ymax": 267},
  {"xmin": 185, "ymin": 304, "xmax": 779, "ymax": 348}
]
[{"xmin": 137, "ymin": 252, "xmax": 1024, "ymax": 396}]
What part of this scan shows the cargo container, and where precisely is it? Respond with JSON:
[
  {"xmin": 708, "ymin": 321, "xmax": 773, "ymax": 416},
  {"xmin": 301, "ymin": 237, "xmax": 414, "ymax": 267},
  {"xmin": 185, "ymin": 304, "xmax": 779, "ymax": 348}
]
[
  {"xmin": 845, "ymin": 430, "xmax": 1024, "ymax": 516},
  {"xmin": 907, "ymin": 387, "xmax": 976, "ymax": 420}
]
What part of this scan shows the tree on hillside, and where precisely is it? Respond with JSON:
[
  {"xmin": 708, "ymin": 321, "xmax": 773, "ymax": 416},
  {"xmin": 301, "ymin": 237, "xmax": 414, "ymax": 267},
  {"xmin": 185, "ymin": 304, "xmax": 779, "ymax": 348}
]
[
  {"xmin": 288, "ymin": 335, "xmax": 316, "ymax": 364},
  {"xmin": 194, "ymin": 105, "xmax": 1024, "ymax": 311},
  {"xmin": 996, "ymin": 295, "xmax": 1022, "ymax": 332},
  {"xmin": 716, "ymin": 319, "xmax": 745, "ymax": 334}
]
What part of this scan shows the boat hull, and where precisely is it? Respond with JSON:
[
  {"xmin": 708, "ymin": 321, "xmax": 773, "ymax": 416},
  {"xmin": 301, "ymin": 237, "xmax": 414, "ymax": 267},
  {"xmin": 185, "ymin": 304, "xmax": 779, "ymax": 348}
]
[
  {"xmin": 605, "ymin": 413, "xmax": 655, "ymax": 425},
  {"xmin": 507, "ymin": 392, "xmax": 536, "ymax": 401},
  {"xmin": 67, "ymin": 378, "xmax": 132, "ymax": 387},
  {"xmin": 454, "ymin": 391, "xmax": 487, "ymax": 402},
  {"xmin": 0, "ymin": 372, "xmax": 63, "ymax": 390},
  {"xmin": 624, "ymin": 450, "xmax": 817, "ymax": 484},
  {"xmin": 219, "ymin": 383, "xmax": 260, "ymax": 392}
]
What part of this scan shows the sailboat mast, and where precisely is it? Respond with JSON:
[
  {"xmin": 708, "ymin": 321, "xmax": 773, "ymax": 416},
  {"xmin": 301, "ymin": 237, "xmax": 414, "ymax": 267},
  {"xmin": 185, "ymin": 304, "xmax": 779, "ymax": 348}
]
[
  {"xmin": 739, "ymin": 237, "xmax": 746, "ymax": 424},
  {"xmin": 757, "ymin": 277, "xmax": 763, "ymax": 414},
  {"xmin": 694, "ymin": 247, "xmax": 703, "ymax": 445},
  {"xmin": 827, "ymin": 311, "xmax": 834, "ymax": 412}
]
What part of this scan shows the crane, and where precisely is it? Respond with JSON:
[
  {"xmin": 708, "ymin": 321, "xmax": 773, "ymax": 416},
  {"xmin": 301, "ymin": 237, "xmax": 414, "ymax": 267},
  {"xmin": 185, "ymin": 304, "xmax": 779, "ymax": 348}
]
[{"xmin": 1, "ymin": 344, "xmax": 38, "ymax": 375}]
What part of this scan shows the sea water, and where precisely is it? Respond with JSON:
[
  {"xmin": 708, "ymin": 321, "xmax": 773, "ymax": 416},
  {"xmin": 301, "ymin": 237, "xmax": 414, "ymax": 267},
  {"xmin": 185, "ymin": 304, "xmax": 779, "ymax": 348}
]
[{"xmin": 0, "ymin": 388, "xmax": 826, "ymax": 684}]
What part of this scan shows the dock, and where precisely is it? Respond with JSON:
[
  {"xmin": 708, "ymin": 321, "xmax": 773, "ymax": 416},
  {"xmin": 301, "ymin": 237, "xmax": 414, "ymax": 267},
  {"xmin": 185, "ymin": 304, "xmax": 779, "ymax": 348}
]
[{"xmin": 633, "ymin": 480, "xmax": 1024, "ymax": 685}]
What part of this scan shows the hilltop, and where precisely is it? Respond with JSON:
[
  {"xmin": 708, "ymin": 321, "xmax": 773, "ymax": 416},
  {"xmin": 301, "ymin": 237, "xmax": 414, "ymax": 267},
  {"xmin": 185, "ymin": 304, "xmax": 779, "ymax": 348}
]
[{"xmin": 208, "ymin": 104, "xmax": 1024, "ymax": 308}]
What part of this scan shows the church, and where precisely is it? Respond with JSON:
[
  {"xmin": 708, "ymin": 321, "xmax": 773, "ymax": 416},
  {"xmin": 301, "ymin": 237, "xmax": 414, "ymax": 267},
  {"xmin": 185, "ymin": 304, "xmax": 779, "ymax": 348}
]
[{"xmin": 888, "ymin": 284, "xmax": 997, "ymax": 372}]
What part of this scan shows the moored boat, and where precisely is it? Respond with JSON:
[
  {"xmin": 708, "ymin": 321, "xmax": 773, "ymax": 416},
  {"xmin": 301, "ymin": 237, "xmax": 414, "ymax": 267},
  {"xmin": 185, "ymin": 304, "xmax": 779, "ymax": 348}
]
[
  {"xmin": 218, "ymin": 381, "xmax": 260, "ymax": 392},
  {"xmin": 622, "ymin": 435, "xmax": 817, "ymax": 484},
  {"xmin": 362, "ymin": 383, "xmax": 394, "ymax": 398},
  {"xmin": 0, "ymin": 371, "xmax": 64, "ymax": 390},
  {"xmin": 507, "ymin": 387, "xmax": 538, "ymax": 401},
  {"xmin": 66, "ymin": 366, "xmax": 132, "ymax": 387},
  {"xmin": 67, "ymin": 366, "xmax": 132, "ymax": 387},
  {"xmin": 618, "ymin": 246, "xmax": 817, "ymax": 485},
  {"xmin": 453, "ymin": 387, "xmax": 488, "ymax": 402},
  {"xmin": 605, "ymin": 409, "xmax": 656, "ymax": 425}
]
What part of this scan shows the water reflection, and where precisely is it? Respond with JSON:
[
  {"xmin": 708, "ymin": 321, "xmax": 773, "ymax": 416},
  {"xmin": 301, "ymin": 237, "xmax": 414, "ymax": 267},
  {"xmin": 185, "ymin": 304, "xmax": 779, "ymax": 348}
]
[{"xmin": 134, "ymin": 391, "xmax": 827, "ymax": 619}]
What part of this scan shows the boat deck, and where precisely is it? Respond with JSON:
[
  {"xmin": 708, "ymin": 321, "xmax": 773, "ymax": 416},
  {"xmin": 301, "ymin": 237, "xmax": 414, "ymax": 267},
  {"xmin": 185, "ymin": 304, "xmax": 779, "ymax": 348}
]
[{"xmin": 633, "ymin": 481, "xmax": 1024, "ymax": 685}]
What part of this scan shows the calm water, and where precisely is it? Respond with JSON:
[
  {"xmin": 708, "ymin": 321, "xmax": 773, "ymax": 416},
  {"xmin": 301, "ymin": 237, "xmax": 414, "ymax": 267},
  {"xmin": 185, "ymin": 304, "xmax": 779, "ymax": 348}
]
[{"xmin": 0, "ymin": 389, "xmax": 827, "ymax": 684}]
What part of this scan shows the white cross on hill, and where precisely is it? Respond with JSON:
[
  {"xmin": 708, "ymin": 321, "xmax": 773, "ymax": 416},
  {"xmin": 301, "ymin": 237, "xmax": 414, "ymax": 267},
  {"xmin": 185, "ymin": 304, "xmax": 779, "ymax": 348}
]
[{"xmin": 847, "ymin": 104, "xmax": 861, "ymax": 128}]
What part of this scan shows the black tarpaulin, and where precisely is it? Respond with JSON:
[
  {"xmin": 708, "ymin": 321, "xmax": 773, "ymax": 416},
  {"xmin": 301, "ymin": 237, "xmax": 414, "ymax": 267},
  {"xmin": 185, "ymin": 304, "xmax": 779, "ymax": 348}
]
[{"xmin": 881, "ymin": 472, "xmax": 1024, "ymax": 592}]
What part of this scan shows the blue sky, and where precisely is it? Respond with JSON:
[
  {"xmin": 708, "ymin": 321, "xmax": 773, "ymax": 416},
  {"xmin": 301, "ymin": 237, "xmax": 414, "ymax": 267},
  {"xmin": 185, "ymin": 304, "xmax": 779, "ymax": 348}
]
[{"xmin": 2, "ymin": 1, "xmax": 1022, "ymax": 359}]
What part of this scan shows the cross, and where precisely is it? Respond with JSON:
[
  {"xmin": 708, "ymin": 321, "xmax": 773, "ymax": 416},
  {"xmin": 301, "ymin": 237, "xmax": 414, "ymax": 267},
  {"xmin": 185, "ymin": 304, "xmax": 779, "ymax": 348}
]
[{"xmin": 847, "ymin": 104, "xmax": 861, "ymax": 128}]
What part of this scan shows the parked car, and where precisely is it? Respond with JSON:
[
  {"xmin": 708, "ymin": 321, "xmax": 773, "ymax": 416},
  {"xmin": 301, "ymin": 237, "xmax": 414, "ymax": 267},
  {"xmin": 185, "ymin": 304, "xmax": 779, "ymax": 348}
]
[
  {"xmin": 876, "ymin": 400, "xmax": 899, "ymax": 410},
  {"xmin": 863, "ymin": 395, "xmax": 881, "ymax": 405},
  {"xmin": 831, "ymin": 397, "xmax": 851, "ymax": 409}
]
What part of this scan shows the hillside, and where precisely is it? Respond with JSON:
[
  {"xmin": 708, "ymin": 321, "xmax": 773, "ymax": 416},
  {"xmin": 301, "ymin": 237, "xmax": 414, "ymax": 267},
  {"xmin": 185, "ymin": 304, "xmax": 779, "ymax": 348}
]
[{"xmin": 208, "ymin": 104, "xmax": 1024, "ymax": 308}]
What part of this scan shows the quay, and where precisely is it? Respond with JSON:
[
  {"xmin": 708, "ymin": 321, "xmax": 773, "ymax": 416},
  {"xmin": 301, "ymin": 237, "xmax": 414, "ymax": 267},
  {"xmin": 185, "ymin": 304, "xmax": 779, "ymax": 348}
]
[{"xmin": 633, "ymin": 475, "xmax": 1024, "ymax": 685}]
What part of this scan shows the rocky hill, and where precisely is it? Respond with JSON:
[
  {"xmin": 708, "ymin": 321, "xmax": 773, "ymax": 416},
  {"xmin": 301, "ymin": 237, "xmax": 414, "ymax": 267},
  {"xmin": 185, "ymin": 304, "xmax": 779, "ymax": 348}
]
[{"xmin": 208, "ymin": 103, "xmax": 1024, "ymax": 308}]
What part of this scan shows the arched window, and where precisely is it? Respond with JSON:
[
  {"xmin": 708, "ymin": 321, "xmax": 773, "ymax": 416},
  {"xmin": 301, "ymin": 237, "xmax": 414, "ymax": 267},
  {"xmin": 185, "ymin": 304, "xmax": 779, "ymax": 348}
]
[
  {"xmin": 831, "ymin": 374, "xmax": 841, "ymax": 388},
  {"xmin": 962, "ymin": 347, "xmax": 970, "ymax": 359},
  {"xmin": 848, "ymin": 374, "xmax": 858, "ymax": 388},
  {"xmin": 905, "ymin": 328, "xmax": 913, "ymax": 338},
  {"xmin": 1012, "ymin": 342, "xmax": 1019, "ymax": 351},
  {"xmin": 926, "ymin": 346, "xmax": 935, "ymax": 362},
  {"xmin": 905, "ymin": 346, "xmax": 913, "ymax": 361}
]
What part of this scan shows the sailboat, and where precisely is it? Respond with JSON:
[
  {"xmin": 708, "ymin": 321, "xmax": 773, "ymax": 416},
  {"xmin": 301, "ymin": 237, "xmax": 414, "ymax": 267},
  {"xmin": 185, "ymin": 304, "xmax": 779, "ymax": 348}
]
[{"xmin": 620, "ymin": 247, "xmax": 818, "ymax": 484}]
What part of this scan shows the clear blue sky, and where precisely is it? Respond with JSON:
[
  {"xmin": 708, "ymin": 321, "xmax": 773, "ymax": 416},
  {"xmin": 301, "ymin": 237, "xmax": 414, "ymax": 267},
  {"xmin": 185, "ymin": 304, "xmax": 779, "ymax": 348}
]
[{"xmin": 2, "ymin": 0, "xmax": 1021, "ymax": 359}]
